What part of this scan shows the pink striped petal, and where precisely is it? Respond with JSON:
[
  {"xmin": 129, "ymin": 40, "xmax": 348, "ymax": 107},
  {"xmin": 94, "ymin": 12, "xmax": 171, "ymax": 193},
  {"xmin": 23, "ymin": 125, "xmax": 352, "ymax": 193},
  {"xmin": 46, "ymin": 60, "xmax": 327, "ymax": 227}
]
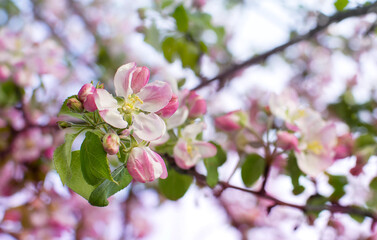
[
  {"xmin": 114, "ymin": 62, "xmax": 136, "ymax": 98},
  {"xmin": 131, "ymin": 66, "xmax": 150, "ymax": 93},
  {"xmin": 193, "ymin": 141, "xmax": 217, "ymax": 158},
  {"xmin": 136, "ymin": 81, "xmax": 172, "ymax": 113},
  {"xmin": 132, "ymin": 113, "xmax": 166, "ymax": 141},
  {"xmin": 99, "ymin": 109, "xmax": 128, "ymax": 129}
]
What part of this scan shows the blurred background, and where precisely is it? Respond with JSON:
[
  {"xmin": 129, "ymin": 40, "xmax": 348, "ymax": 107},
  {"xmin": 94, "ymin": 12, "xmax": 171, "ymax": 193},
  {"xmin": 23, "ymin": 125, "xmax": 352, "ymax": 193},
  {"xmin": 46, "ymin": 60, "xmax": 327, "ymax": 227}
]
[{"xmin": 2, "ymin": 0, "xmax": 377, "ymax": 239}]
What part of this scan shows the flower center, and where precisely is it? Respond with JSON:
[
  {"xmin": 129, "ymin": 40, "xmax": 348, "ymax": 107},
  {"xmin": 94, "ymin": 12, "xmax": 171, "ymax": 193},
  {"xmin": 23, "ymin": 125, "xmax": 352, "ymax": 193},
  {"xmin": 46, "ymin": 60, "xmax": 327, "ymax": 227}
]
[
  {"xmin": 121, "ymin": 94, "xmax": 143, "ymax": 113},
  {"xmin": 307, "ymin": 140, "xmax": 323, "ymax": 155}
]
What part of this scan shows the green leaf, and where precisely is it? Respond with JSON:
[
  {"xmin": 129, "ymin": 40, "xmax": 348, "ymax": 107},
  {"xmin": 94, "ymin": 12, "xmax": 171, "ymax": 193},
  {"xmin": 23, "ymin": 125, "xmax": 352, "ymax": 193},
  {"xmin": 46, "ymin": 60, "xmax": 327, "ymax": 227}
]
[
  {"xmin": 355, "ymin": 134, "xmax": 376, "ymax": 149},
  {"xmin": 0, "ymin": 81, "xmax": 22, "ymax": 107},
  {"xmin": 144, "ymin": 22, "xmax": 161, "ymax": 50},
  {"xmin": 53, "ymin": 131, "xmax": 82, "ymax": 185},
  {"xmin": 241, "ymin": 153, "xmax": 266, "ymax": 187},
  {"xmin": 328, "ymin": 174, "xmax": 347, "ymax": 202},
  {"xmin": 159, "ymin": 168, "xmax": 193, "ymax": 200},
  {"xmin": 334, "ymin": 0, "xmax": 349, "ymax": 11},
  {"xmin": 306, "ymin": 194, "xmax": 328, "ymax": 218},
  {"xmin": 58, "ymin": 95, "xmax": 84, "ymax": 120},
  {"xmin": 67, "ymin": 151, "xmax": 98, "ymax": 200},
  {"xmin": 204, "ymin": 142, "xmax": 227, "ymax": 188},
  {"xmin": 287, "ymin": 151, "xmax": 305, "ymax": 195},
  {"xmin": 350, "ymin": 213, "xmax": 366, "ymax": 223},
  {"xmin": 172, "ymin": 5, "xmax": 189, "ymax": 32},
  {"xmin": 161, "ymin": 0, "xmax": 174, "ymax": 9},
  {"xmin": 368, "ymin": 177, "xmax": 377, "ymax": 210},
  {"xmin": 89, "ymin": 165, "xmax": 133, "ymax": 207},
  {"xmin": 80, "ymin": 132, "xmax": 116, "ymax": 185},
  {"xmin": 162, "ymin": 37, "xmax": 177, "ymax": 63},
  {"xmin": 177, "ymin": 40, "xmax": 200, "ymax": 71}
]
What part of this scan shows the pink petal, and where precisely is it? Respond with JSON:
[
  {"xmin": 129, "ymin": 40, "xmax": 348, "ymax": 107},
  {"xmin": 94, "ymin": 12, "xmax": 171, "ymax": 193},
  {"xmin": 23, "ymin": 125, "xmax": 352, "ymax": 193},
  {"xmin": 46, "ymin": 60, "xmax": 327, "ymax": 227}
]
[
  {"xmin": 131, "ymin": 66, "xmax": 150, "ymax": 93},
  {"xmin": 132, "ymin": 113, "xmax": 166, "ymax": 141},
  {"xmin": 127, "ymin": 147, "xmax": 167, "ymax": 183},
  {"xmin": 137, "ymin": 81, "xmax": 172, "ymax": 113},
  {"xmin": 193, "ymin": 141, "xmax": 217, "ymax": 158},
  {"xmin": 99, "ymin": 109, "xmax": 128, "ymax": 129},
  {"xmin": 114, "ymin": 62, "xmax": 136, "ymax": 98}
]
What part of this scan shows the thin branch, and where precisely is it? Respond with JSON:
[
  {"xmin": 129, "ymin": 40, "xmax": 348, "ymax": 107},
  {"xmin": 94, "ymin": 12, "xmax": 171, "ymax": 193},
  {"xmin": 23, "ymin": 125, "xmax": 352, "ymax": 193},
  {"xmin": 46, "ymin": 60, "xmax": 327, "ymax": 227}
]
[
  {"xmin": 193, "ymin": 2, "xmax": 377, "ymax": 90},
  {"xmin": 164, "ymin": 155, "xmax": 377, "ymax": 221}
]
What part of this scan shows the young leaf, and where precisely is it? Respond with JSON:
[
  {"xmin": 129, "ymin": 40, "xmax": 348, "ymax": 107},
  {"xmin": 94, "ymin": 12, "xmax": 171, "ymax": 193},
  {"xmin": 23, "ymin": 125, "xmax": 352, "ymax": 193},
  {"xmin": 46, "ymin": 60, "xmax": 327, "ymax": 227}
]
[
  {"xmin": 162, "ymin": 37, "xmax": 177, "ymax": 63},
  {"xmin": 0, "ymin": 81, "xmax": 22, "ymax": 107},
  {"xmin": 204, "ymin": 142, "xmax": 227, "ymax": 188},
  {"xmin": 287, "ymin": 151, "xmax": 305, "ymax": 195},
  {"xmin": 89, "ymin": 165, "xmax": 133, "ymax": 207},
  {"xmin": 306, "ymin": 194, "xmax": 328, "ymax": 218},
  {"xmin": 241, "ymin": 153, "xmax": 266, "ymax": 187},
  {"xmin": 67, "ymin": 151, "xmax": 98, "ymax": 200},
  {"xmin": 80, "ymin": 131, "xmax": 116, "ymax": 185},
  {"xmin": 334, "ymin": 0, "xmax": 349, "ymax": 11},
  {"xmin": 54, "ymin": 131, "xmax": 82, "ymax": 185},
  {"xmin": 328, "ymin": 174, "xmax": 347, "ymax": 202},
  {"xmin": 172, "ymin": 5, "xmax": 189, "ymax": 32},
  {"xmin": 159, "ymin": 168, "xmax": 193, "ymax": 200}
]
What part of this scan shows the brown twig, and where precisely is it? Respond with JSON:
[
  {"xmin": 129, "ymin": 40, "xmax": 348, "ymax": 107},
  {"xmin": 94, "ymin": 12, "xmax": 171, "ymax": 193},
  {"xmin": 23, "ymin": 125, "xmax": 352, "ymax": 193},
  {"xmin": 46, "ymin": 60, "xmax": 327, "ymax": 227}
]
[
  {"xmin": 164, "ymin": 155, "xmax": 377, "ymax": 221},
  {"xmin": 193, "ymin": 2, "xmax": 377, "ymax": 90}
]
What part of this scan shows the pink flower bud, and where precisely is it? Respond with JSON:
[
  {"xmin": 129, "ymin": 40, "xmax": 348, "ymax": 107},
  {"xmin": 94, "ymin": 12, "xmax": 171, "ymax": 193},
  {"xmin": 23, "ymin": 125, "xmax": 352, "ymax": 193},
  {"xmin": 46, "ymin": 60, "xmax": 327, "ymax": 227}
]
[
  {"xmin": 155, "ymin": 94, "xmax": 179, "ymax": 118},
  {"xmin": 186, "ymin": 91, "xmax": 206, "ymax": 118},
  {"xmin": 127, "ymin": 147, "xmax": 168, "ymax": 183},
  {"xmin": 333, "ymin": 133, "xmax": 354, "ymax": 160},
  {"xmin": 78, "ymin": 83, "xmax": 97, "ymax": 112},
  {"xmin": 276, "ymin": 131, "xmax": 299, "ymax": 152},
  {"xmin": 102, "ymin": 133, "xmax": 120, "ymax": 155},
  {"xmin": 131, "ymin": 66, "xmax": 150, "ymax": 93},
  {"xmin": 67, "ymin": 97, "xmax": 83, "ymax": 113},
  {"xmin": 215, "ymin": 110, "xmax": 247, "ymax": 131},
  {"xmin": 0, "ymin": 65, "xmax": 10, "ymax": 81}
]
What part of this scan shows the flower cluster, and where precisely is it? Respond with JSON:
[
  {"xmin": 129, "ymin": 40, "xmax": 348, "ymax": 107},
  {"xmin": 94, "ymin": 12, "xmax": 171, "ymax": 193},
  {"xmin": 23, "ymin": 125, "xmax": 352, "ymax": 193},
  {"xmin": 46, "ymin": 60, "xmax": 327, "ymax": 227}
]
[{"xmin": 58, "ymin": 62, "xmax": 217, "ymax": 205}]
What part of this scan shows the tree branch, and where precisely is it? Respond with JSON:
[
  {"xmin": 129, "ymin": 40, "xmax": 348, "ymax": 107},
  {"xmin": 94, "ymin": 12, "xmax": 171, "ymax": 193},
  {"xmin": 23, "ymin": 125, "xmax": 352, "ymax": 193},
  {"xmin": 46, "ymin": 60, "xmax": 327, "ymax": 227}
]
[
  {"xmin": 193, "ymin": 2, "xmax": 377, "ymax": 90},
  {"xmin": 165, "ymin": 155, "xmax": 377, "ymax": 221}
]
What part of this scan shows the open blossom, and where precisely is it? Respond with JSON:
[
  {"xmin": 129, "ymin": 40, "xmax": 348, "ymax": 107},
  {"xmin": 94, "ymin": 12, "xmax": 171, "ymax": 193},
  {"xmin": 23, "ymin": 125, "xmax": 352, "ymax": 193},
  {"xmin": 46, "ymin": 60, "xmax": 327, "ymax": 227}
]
[
  {"xmin": 127, "ymin": 146, "xmax": 168, "ymax": 183},
  {"xmin": 174, "ymin": 122, "xmax": 217, "ymax": 169},
  {"xmin": 295, "ymin": 113, "xmax": 337, "ymax": 177},
  {"xmin": 269, "ymin": 88, "xmax": 306, "ymax": 131},
  {"xmin": 95, "ymin": 63, "xmax": 172, "ymax": 141}
]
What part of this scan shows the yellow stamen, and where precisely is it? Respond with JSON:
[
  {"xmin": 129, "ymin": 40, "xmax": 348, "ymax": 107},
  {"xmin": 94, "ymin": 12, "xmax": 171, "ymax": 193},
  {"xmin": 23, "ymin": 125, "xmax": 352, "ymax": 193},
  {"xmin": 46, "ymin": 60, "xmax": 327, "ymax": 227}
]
[{"xmin": 307, "ymin": 140, "xmax": 323, "ymax": 155}]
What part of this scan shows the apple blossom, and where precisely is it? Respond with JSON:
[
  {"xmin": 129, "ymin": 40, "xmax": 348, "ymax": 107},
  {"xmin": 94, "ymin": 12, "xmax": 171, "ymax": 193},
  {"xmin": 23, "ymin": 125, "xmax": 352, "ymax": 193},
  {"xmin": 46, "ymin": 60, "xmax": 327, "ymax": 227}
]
[
  {"xmin": 95, "ymin": 62, "xmax": 172, "ymax": 141},
  {"xmin": 186, "ymin": 91, "xmax": 207, "ymax": 118},
  {"xmin": 173, "ymin": 122, "xmax": 217, "ymax": 169},
  {"xmin": 67, "ymin": 97, "xmax": 83, "ymax": 113},
  {"xmin": 276, "ymin": 131, "xmax": 299, "ymax": 152},
  {"xmin": 295, "ymin": 117, "xmax": 337, "ymax": 177},
  {"xmin": 127, "ymin": 146, "xmax": 168, "ymax": 183},
  {"xmin": 155, "ymin": 94, "xmax": 179, "ymax": 118},
  {"xmin": 102, "ymin": 133, "xmax": 120, "ymax": 155},
  {"xmin": 78, "ymin": 83, "xmax": 97, "ymax": 112},
  {"xmin": 215, "ymin": 110, "xmax": 248, "ymax": 131}
]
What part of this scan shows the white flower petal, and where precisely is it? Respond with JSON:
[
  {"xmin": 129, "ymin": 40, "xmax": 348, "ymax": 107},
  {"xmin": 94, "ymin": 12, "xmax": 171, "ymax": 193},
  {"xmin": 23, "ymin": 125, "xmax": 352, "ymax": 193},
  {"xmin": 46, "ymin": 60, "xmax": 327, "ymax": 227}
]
[
  {"xmin": 181, "ymin": 122, "xmax": 206, "ymax": 140},
  {"xmin": 99, "ymin": 109, "xmax": 128, "ymax": 129},
  {"xmin": 166, "ymin": 106, "xmax": 188, "ymax": 130},
  {"xmin": 95, "ymin": 89, "xmax": 118, "ymax": 110},
  {"xmin": 114, "ymin": 62, "xmax": 136, "ymax": 98},
  {"xmin": 133, "ymin": 112, "xmax": 166, "ymax": 141}
]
